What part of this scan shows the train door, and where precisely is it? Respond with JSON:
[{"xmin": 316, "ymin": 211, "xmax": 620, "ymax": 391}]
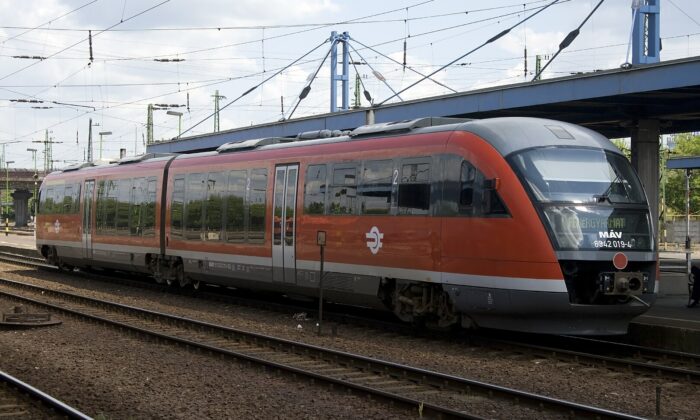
[
  {"xmin": 82, "ymin": 179, "xmax": 95, "ymax": 259},
  {"xmin": 272, "ymin": 164, "xmax": 299, "ymax": 283}
]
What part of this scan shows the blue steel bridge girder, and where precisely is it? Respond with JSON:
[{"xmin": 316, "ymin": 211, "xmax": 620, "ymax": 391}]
[{"xmin": 633, "ymin": 0, "xmax": 661, "ymax": 65}]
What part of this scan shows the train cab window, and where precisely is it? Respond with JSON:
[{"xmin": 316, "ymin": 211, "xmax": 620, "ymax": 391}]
[
  {"xmin": 329, "ymin": 165, "xmax": 357, "ymax": 215},
  {"xmin": 96, "ymin": 181, "xmax": 105, "ymax": 230},
  {"xmin": 185, "ymin": 173, "xmax": 206, "ymax": 240},
  {"xmin": 205, "ymin": 172, "xmax": 226, "ymax": 241},
  {"xmin": 115, "ymin": 179, "xmax": 132, "ymax": 235},
  {"xmin": 248, "ymin": 168, "xmax": 267, "ymax": 243},
  {"xmin": 130, "ymin": 178, "xmax": 147, "ymax": 236},
  {"xmin": 360, "ymin": 160, "xmax": 393, "ymax": 215},
  {"xmin": 171, "ymin": 176, "xmax": 185, "ymax": 239},
  {"xmin": 459, "ymin": 161, "xmax": 508, "ymax": 217},
  {"xmin": 398, "ymin": 160, "xmax": 431, "ymax": 215},
  {"xmin": 226, "ymin": 170, "xmax": 247, "ymax": 243},
  {"xmin": 52, "ymin": 185, "xmax": 65, "ymax": 214},
  {"xmin": 304, "ymin": 165, "xmax": 327, "ymax": 215}
]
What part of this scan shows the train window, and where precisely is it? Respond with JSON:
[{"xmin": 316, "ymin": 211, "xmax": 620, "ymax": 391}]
[
  {"xmin": 360, "ymin": 160, "xmax": 393, "ymax": 215},
  {"xmin": 63, "ymin": 185, "xmax": 73, "ymax": 213},
  {"xmin": 143, "ymin": 177, "xmax": 157, "ymax": 237},
  {"xmin": 115, "ymin": 179, "xmax": 132, "ymax": 235},
  {"xmin": 102, "ymin": 180, "xmax": 118, "ymax": 233},
  {"xmin": 40, "ymin": 187, "xmax": 53, "ymax": 214},
  {"xmin": 248, "ymin": 168, "xmax": 267, "ymax": 243},
  {"xmin": 459, "ymin": 161, "xmax": 509, "ymax": 217},
  {"xmin": 71, "ymin": 183, "xmax": 81, "ymax": 214},
  {"xmin": 171, "ymin": 176, "xmax": 185, "ymax": 239},
  {"xmin": 329, "ymin": 165, "xmax": 357, "ymax": 215},
  {"xmin": 205, "ymin": 172, "xmax": 226, "ymax": 241},
  {"xmin": 95, "ymin": 181, "xmax": 105, "ymax": 231},
  {"xmin": 398, "ymin": 160, "xmax": 431, "ymax": 215},
  {"xmin": 185, "ymin": 173, "xmax": 206, "ymax": 240},
  {"xmin": 304, "ymin": 165, "xmax": 326, "ymax": 215},
  {"xmin": 52, "ymin": 185, "xmax": 65, "ymax": 214},
  {"xmin": 459, "ymin": 161, "xmax": 479, "ymax": 215},
  {"xmin": 130, "ymin": 178, "xmax": 147, "ymax": 236},
  {"xmin": 226, "ymin": 170, "xmax": 246, "ymax": 243}
]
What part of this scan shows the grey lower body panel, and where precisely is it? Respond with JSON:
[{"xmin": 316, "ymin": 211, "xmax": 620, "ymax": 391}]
[
  {"xmin": 185, "ymin": 259, "xmax": 385, "ymax": 309},
  {"xmin": 445, "ymin": 284, "xmax": 656, "ymax": 335}
]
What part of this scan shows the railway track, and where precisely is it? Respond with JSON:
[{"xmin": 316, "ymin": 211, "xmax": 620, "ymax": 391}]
[
  {"xmin": 0, "ymin": 368, "xmax": 90, "ymax": 419},
  {"xmin": 0, "ymin": 277, "xmax": 643, "ymax": 419},
  {"xmin": 473, "ymin": 333, "xmax": 700, "ymax": 384},
  {"xmin": 1, "ymin": 250, "xmax": 699, "ymax": 386}
]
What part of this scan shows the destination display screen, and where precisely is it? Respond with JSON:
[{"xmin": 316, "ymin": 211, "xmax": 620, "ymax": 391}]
[{"xmin": 542, "ymin": 206, "xmax": 652, "ymax": 251}]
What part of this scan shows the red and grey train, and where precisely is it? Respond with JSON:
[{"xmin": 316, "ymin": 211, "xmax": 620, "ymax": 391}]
[{"xmin": 36, "ymin": 117, "xmax": 657, "ymax": 334}]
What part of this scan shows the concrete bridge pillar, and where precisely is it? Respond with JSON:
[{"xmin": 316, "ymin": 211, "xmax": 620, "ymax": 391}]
[
  {"xmin": 11, "ymin": 189, "xmax": 32, "ymax": 228},
  {"xmin": 630, "ymin": 119, "xmax": 660, "ymax": 248}
]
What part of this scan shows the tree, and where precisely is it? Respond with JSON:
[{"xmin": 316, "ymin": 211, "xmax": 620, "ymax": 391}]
[{"xmin": 664, "ymin": 133, "xmax": 700, "ymax": 216}]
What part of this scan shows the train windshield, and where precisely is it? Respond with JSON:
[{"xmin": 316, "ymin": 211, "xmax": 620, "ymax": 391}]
[
  {"xmin": 510, "ymin": 147, "xmax": 646, "ymax": 204},
  {"xmin": 510, "ymin": 147, "xmax": 652, "ymax": 251}
]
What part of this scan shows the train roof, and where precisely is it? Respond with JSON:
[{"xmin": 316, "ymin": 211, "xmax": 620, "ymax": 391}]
[
  {"xmin": 458, "ymin": 117, "xmax": 620, "ymax": 157},
  {"xmin": 47, "ymin": 117, "xmax": 620, "ymax": 176}
]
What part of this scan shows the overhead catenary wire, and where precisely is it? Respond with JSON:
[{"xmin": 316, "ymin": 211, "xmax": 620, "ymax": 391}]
[
  {"xmin": 378, "ymin": 0, "xmax": 561, "ymax": 106},
  {"xmin": 0, "ymin": 0, "xmax": 98, "ymax": 46},
  {"xmin": 0, "ymin": 0, "xmax": 171, "ymax": 83},
  {"xmin": 347, "ymin": 43, "xmax": 404, "ymax": 103},
  {"xmin": 350, "ymin": 36, "xmax": 456, "ymax": 93},
  {"xmin": 285, "ymin": 41, "xmax": 335, "ymax": 121},
  {"xmin": 531, "ymin": 0, "xmax": 605, "ymax": 81},
  {"xmin": 177, "ymin": 39, "xmax": 329, "ymax": 138}
]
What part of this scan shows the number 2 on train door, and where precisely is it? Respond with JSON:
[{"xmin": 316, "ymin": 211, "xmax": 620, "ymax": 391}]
[{"xmin": 272, "ymin": 164, "xmax": 299, "ymax": 283}]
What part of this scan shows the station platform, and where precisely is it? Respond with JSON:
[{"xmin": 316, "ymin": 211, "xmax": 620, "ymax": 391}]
[{"xmin": 1, "ymin": 232, "xmax": 698, "ymax": 353}]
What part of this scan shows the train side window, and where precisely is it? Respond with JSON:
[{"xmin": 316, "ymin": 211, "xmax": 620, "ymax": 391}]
[
  {"xmin": 103, "ymin": 181, "xmax": 118, "ymax": 233},
  {"xmin": 40, "ymin": 187, "xmax": 53, "ymax": 214},
  {"xmin": 329, "ymin": 164, "xmax": 357, "ymax": 215},
  {"xmin": 52, "ymin": 185, "xmax": 65, "ymax": 214},
  {"xmin": 459, "ymin": 161, "xmax": 509, "ymax": 217},
  {"xmin": 95, "ymin": 181, "xmax": 105, "ymax": 231},
  {"xmin": 205, "ymin": 171, "xmax": 226, "ymax": 241},
  {"xmin": 71, "ymin": 183, "xmax": 81, "ymax": 214},
  {"xmin": 143, "ymin": 177, "xmax": 157, "ymax": 237},
  {"xmin": 360, "ymin": 160, "xmax": 393, "ymax": 215},
  {"xmin": 226, "ymin": 170, "xmax": 247, "ymax": 243},
  {"xmin": 304, "ymin": 164, "xmax": 327, "ymax": 215},
  {"xmin": 63, "ymin": 185, "xmax": 73, "ymax": 214},
  {"xmin": 185, "ymin": 173, "xmax": 206, "ymax": 240},
  {"xmin": 171, "ymin": 176, "xmax": 185, "ymax": 239},
  {"xmin": 459, "ymin": 161, "xmax": 479, "ymax": 216},
  {"xmin": 398, "ymin": 159, "xmax": 431, "ymax": 215},
  {"xmin": 115, "ymin": 179, "xmax": 132, "ymax": 235},
  {"xmin": 130, "ymin": 178, "xmax": 146, "ymax": 236},
  {"xmin": 248, "ymin": 168, "xmax": 267, "ymax": 243}
]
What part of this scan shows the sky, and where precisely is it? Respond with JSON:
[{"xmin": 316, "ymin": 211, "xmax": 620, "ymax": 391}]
[{"xmin": 0, "ymin": 0, "xmax": 699, "ymax": 170}]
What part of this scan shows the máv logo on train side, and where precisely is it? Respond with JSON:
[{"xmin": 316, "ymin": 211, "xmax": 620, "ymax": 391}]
[{"xmin": 365, "ymin": 226, "xmax": 384, "ymax": 255}]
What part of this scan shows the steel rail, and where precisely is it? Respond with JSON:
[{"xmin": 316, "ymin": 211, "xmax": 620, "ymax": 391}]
[
  {"xmin": 0, "ymin": 369, "xmax": 90, "ymax": 419},
  {"xmin": 0, "ymin": 277, "xmax": 641, "ymax": 419}
]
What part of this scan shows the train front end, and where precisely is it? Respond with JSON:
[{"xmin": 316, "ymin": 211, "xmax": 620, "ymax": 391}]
[
  {"xmin": 448, "ymin": 118, "xmax": 657, "ymax": 335},
  {"xmin": 507, "ymin": 136, "xmax": 657, "ymax": 334}
]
